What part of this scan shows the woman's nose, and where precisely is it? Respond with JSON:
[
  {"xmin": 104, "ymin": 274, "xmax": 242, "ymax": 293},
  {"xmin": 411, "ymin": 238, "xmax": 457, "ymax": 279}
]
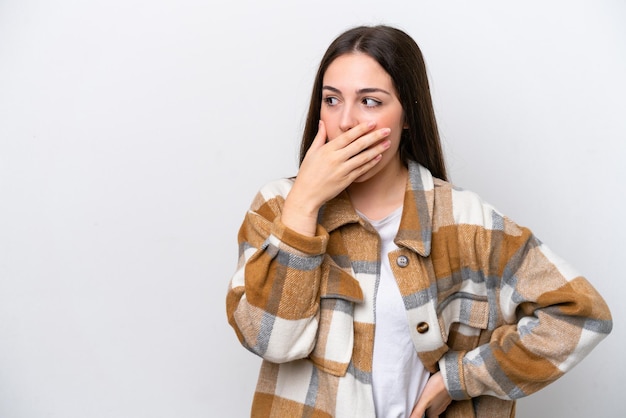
[{"xmin": 338, "ymin": 105, "xmax": 358, "ymax": 132}]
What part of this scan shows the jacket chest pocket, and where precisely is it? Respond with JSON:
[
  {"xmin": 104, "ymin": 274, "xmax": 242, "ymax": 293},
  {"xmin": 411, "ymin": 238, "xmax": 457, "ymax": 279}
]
[
  {"xmin": 309, "ymin": 260, "xmax": 363, "ymax": 377},
  {"xmin": 439, "ymin": 295, "xmax": 492, "ymax": 352}
]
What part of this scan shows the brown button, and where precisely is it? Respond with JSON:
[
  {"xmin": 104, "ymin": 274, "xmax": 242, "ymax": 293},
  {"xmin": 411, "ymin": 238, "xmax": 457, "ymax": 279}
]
[
  {"xmin": 416, "ymin": 322, "xmax": 429, "ymax": 334},
  {"xmin": 396, "ymin": 255, "xmax": 409, "ymax": 268}
]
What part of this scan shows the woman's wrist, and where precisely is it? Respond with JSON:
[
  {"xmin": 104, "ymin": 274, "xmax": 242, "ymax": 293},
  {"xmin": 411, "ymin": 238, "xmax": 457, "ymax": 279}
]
[{"xmin": 282, "ymin": 193, "xmax": 321, "ymax": 237}]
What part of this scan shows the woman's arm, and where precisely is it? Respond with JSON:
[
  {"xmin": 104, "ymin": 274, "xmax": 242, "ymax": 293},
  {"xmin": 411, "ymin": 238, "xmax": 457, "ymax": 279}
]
[
  {"xmin": 226, "ymin": 121, "xmax": 392, "ymax": 362},
  {"xmin": 226, "ymin": 181, "xmax": 330, "ymax": 363},
  {"xmin": 439, "ymin": 204, "xmax": 612, "ymax": 401}
]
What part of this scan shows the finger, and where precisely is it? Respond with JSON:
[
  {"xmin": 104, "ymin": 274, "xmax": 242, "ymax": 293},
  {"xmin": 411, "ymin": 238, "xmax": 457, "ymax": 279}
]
[
  {"xmin": 328, "ymin": 120, "xmax": 377, "ymax": 150},
  {"xmin": 341, "ymin": 151, "xmax": 382, "ymax": 183},
  {"xmin": 344, "ymin": 135, "xmax": 390, "ymax": 171},
  {"xmin": 309, "ymin": 120, "xmax": 327, "ymax": 151},
  {"xmin": 409, "ymin": 406, "xmax": 425, "ymax": 418},
  {"xmin": 343, "ymin": 127, "xmax": 391, "ymax": 159}
]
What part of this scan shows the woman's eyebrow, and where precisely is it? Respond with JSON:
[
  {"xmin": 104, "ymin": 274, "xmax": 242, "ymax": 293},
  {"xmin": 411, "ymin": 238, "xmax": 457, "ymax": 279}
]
[
  {"xmin": 322, "ymin": 86, "xmax": 342, "ymax": 94},
  {"xmin": 357, "ymin": 87, "xmax": 392, "ymax": 96},
  {"xmin": 322, "ymin": 85, "xmax": 392, "ymax": 96}
]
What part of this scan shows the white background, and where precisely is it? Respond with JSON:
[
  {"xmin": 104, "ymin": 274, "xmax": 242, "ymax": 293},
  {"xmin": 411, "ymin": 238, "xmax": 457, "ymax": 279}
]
[{"xmin": 0, "ymin": 0, "xmax": 624, "ymax": 417}]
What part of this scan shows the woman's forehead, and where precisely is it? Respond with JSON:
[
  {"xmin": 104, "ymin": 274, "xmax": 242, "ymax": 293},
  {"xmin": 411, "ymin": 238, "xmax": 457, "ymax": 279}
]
[{"xmin": 323, "ymin": 53, "xmax": 394, "ymax": 91}]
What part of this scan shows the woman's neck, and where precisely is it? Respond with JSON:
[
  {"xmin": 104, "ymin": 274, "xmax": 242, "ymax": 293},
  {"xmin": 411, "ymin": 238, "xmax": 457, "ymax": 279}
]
[{"xmin": 347, "ymin": 159, "xmax": 408, "ymax": 221}]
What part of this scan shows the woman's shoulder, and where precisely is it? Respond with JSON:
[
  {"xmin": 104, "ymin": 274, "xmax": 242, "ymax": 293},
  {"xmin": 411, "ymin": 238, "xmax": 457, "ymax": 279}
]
[
  {"xmin": 256, "ymin": 177, "xmax": 295, "ymax": 199},
  {"xmin": 247, "ymin": 177, "xmax": 296, "ymax": 211},
  {"xmin": 431, "ymin": 177, "xmax": 516, "ymax": 233},
  {"xmin": 434, "ymin": 178, "xmax": 484, "ymax": 207}
]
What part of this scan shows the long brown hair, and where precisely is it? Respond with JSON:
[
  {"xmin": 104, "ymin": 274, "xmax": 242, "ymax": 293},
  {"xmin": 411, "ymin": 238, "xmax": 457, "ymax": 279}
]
[{"xmin": 299, "ymin": 25, "xmax": 448, "ymax": 181}]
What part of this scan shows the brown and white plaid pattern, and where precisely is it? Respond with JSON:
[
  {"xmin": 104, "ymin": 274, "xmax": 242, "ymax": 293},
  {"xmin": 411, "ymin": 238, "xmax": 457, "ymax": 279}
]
[{"xmin": 227, "ymin": 161, "xmax": 612, "ymax": 417}]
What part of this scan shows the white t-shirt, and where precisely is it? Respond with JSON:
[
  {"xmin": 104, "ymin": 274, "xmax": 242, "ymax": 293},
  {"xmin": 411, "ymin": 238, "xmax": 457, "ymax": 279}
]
[{"xmin": 359, "ymin": 207, "xmax": 430, "ymax": 417}]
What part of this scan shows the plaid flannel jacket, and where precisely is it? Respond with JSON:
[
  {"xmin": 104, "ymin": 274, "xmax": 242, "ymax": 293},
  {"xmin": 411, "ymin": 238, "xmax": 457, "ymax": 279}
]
[{"xmin": 226, "ymin": 161, "xmax": 612, "ymax": 417}]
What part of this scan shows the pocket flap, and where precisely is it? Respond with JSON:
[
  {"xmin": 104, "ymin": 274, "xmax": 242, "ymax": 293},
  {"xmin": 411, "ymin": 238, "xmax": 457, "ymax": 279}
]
[
  {"xmin": 439, "ymin": 294, "xmax": 490, "ymax": 330},
  {"xmin": 319, "ymin": 258, "xmax": 363, "ymax": 303}
]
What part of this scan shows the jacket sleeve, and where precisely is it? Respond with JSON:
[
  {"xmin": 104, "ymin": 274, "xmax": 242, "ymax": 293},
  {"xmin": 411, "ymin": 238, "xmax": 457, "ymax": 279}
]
[
  {"xmin": 226, "ymin": 180, "xmax": 330, "ymax": 363},
  {"xmin": 438, "ymin": 196, "xmax": 612, "ymax": 401}
]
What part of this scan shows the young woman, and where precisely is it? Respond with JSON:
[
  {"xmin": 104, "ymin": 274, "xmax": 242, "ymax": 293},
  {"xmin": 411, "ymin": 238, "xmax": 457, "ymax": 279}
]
[{"xmin": 226, "ymin": 25, "xmax": 612, "ymax": 417}]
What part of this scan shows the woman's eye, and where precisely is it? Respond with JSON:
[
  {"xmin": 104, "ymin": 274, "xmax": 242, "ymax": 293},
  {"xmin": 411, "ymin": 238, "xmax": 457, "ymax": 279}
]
[
  {"xmin": 363, "ymin": 97, "xmax": 382, "ymax": 107},
  {"xmin": 323, "ymin": 97, "xmax": 339, "ymax": 106}
]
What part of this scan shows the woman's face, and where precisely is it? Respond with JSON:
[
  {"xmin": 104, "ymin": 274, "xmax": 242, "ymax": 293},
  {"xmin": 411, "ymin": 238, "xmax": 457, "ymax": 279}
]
[{"xmin": 320, "ymin": 52, "xmax": 405, "ymax": 181}]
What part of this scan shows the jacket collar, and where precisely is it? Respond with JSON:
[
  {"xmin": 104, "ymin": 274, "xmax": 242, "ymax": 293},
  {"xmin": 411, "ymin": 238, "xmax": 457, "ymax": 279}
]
[{"xmin": 318, "ymin": 161, "xmax": 435, "ymax": 257}]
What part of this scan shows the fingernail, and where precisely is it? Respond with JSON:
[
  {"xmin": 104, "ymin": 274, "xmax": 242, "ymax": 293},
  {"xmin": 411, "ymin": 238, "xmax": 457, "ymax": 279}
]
[
  {"xmin": 367, "ymin": 121, "xmax": 376, "ymax": 128},
  {"xmin": 381, "ymin": 128, "xmax": 391, "ymax": 136}
]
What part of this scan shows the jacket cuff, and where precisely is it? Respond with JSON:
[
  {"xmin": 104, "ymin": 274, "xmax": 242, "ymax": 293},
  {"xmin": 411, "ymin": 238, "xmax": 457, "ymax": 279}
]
[
  {"xmin": 271, "ymin": 216, "xmax": 329, "ymax": 255},
  {"xmin": 439, "ymin": 351, "xmax": 471, "ymax": 401}
]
